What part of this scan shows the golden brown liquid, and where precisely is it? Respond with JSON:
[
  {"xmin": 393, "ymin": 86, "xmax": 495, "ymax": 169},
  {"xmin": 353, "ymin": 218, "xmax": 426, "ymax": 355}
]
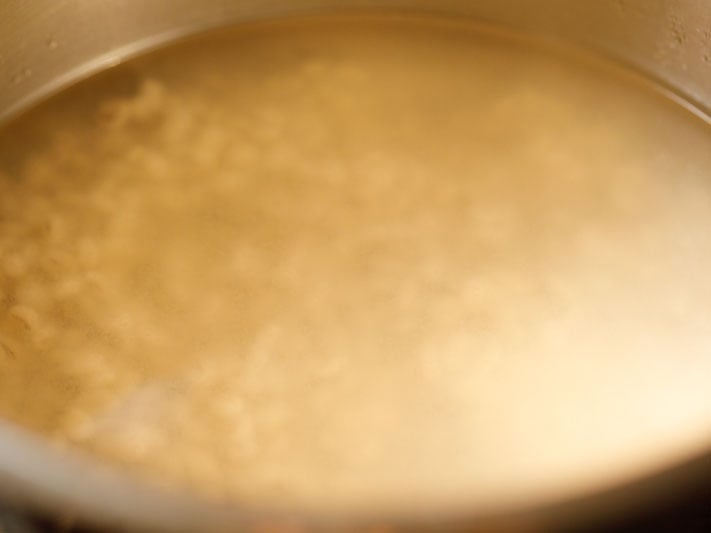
[{"xmin": 1, "ymin": 16, "xmax": 710, "ymax": 514}]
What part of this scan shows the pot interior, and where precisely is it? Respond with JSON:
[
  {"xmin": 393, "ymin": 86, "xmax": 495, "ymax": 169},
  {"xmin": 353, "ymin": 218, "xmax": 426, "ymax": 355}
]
[{"xmin": 0, "ymin": 8, "xmax": 710, "ymax": 531}]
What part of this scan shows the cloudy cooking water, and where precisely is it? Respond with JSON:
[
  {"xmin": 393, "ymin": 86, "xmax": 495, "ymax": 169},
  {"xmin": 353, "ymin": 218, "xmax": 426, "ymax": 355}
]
[{"xmin": 0, "ymin": 16, "xmax": 710, "ymax": 514}]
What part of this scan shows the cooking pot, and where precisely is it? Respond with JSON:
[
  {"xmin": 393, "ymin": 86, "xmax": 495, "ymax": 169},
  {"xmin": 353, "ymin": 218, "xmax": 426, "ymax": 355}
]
[{"xmin": 0, "ymin": 1, "xmax": 710, "ymax": 531}]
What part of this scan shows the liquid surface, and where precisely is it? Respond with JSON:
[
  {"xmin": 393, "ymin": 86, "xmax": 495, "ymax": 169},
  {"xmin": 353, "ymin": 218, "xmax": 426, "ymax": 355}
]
[{"xmin": 1, "ymin": 16, "xmax": 710, "ymax": 514}]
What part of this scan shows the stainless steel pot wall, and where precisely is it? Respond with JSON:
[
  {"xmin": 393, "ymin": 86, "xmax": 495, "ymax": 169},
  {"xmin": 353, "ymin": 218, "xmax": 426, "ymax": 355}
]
[
  {"xmin": 1, "ymin": 0, "xmax": 711, "ymax": 123},
  {"xmin": 0, "ymin": 1, "xmax": 710, "ymax": 532}
]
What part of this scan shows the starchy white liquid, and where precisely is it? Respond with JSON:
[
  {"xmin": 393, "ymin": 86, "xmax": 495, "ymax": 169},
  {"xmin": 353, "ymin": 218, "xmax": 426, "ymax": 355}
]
[{"xmin": 1, "ymin": 16, "xmax": 710, "ymax": 514}]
